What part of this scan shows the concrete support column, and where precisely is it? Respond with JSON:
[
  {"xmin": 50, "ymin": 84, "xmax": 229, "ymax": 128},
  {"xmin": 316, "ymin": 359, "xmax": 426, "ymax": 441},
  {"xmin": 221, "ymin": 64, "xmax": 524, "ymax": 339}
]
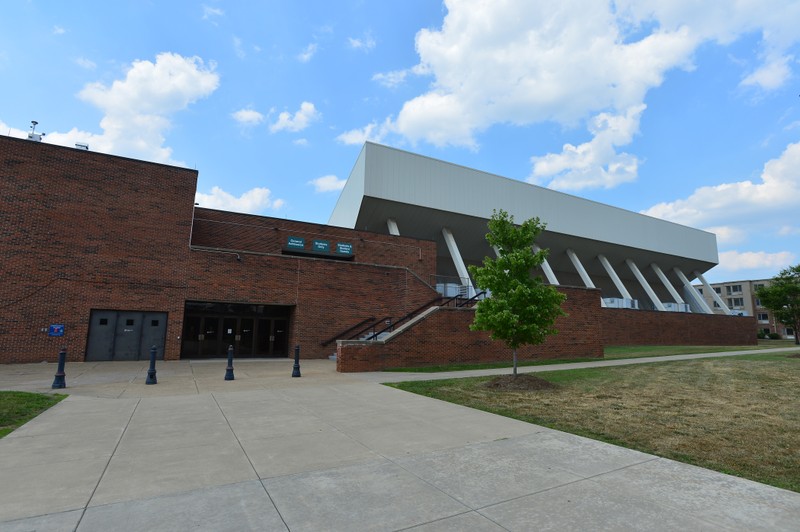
[
  {"xmin": 386, "ymin": 218, "xmax": 400, "ymax": 236},
  {"xmin": 442, "ymin": 227, "xmax": 475, "ymax": 297},
  {"xmin": 566, "ymin": 248, "xmax": 605, "ymax": 307},
  {"xmin": 626, "ymin": 259, "xmax": 665, "ymax": 311},
  {"xmin": 651, "ymin": 263, "xmax": 684, "ymax": 304},
  {"xmin": 598, "ymin": 254, "xmax": 631, "ymax": 299},
  {"xmin": 674, "ymin": 267, "xmax": 713, "ymax": 314},
  {"xmin": 694, "ymin": 271, "xmax": 731, "ymax": 314},
  {"xmin": 533, "ymin": 245, "xmax": 560, "ymax": 285}
]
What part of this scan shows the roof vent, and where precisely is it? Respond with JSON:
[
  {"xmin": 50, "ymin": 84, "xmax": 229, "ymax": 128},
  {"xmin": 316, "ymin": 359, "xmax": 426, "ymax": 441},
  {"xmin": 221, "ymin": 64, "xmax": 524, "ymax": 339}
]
[
  {"xmin": 75, "ymin": 143, "xmax": 89, "ymax": 150},
  {"xmin": 27, "ymin": 121, "xmax": 45, "ymax": 142}
]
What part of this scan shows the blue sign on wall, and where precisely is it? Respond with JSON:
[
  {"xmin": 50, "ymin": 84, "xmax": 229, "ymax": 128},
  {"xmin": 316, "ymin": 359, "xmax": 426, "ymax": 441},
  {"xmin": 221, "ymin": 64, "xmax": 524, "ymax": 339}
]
[
  {"xmin": 48, "ymin": 324, "xmax": 65, "ymax": 337},
  {"xmin": 312, "ymin": 239, "xmax": 330, "ymax": 253},
  {"xmin": 336, "ymin": 242, "xmax": 353, "ymax": 255},
  {"xmin": 287, "ymin": 236, "xmax": 305, "ymax": 249}
]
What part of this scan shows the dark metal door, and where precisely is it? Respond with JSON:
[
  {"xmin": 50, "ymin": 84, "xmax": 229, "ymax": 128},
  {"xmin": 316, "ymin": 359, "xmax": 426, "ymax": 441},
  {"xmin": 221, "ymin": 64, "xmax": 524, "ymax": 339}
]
[
  {"xmin": 139, "ymin": 313, "xmax": 167, "ymax": 360},
  {"xmin": 273, "ymin": 319, "xmax": 288, "ymax": 356},
  {"xmin": 86, "ymin": 310, "xmax": 168, "ymax": 361},
  {"xmin": 86, "ymin": 310, "xmax": 118, "ymax": 361},
  {"xmin": 113, "ymin": 312, "xmax": 142, "ymax": 361}
]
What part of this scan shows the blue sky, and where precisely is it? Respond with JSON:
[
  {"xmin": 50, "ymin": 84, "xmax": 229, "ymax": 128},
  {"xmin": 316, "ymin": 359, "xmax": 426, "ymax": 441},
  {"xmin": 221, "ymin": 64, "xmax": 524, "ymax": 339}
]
[{"xmin": 2, "ymin": 1, "xmax": 799, "ymax": 283}]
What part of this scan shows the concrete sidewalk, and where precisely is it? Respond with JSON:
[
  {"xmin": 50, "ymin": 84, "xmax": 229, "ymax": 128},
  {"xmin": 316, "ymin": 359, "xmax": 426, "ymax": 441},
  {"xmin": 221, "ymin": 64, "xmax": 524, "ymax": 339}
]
[{"xmin": 0, "ymin": 355, "xmax": 799, "ymax": 531}]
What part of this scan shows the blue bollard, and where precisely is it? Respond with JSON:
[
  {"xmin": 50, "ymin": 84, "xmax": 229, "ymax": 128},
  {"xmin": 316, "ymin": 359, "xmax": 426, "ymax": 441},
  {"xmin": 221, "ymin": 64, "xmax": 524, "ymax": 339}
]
[
  {"xmin": 145, "ymin": 345, "xmax": 157, "ymax": 385},
  {"xmin": 292, "ymin": 344, "xmax": 301, "ymax": 378},
  {"xmin": 225, "ymin": 344, "xmax": 235, "ymax": 381},
  {"xmin": 51, "ymin": 347, "xmax": 66, "ymax": 389}
]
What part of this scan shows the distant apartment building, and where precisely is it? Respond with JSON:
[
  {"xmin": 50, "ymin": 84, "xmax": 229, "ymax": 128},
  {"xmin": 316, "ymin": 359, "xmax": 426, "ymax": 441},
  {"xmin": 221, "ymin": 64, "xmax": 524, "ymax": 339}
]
[{"xmin": 693, "ymin": 279, "xmax": 795, "ymax": 339}]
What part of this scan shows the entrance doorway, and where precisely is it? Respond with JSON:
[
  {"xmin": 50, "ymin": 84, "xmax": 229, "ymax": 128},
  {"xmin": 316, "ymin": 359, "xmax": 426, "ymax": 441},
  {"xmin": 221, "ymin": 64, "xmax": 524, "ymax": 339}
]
[{"xmin": 181, "ymin": 301, "xmax": 291, "ymax": 358}]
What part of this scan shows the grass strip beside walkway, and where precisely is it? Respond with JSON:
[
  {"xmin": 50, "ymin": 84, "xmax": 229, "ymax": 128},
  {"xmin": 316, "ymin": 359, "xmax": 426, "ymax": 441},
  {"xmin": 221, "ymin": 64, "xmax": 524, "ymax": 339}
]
[
  {"xmin": 388, "ymin": 353, "xmax": 800, "ymax": 492},
  {"xmin": 0, "ymin": 391, "xmax": 66, "ymax": 438}
]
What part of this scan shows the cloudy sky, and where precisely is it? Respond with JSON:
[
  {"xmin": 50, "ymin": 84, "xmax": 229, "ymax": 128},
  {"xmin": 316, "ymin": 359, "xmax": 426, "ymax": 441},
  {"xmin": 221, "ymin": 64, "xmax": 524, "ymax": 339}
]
[{"xmin": 2, "ymin": 0, "xmax": 799, "ymax": 282}]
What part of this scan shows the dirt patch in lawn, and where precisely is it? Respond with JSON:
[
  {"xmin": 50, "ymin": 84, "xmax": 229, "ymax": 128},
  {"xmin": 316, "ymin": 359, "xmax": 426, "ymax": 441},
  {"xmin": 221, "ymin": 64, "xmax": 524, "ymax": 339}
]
[{"xmin": 484, "ymin": 374, "xmax": 558, "ymax": 391}]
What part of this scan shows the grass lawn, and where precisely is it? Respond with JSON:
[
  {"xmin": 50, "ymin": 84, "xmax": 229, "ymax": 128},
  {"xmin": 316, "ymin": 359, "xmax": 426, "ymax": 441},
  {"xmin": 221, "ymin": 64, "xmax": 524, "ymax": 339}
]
[
  {"xmin": 384, "ymin": 340, "xmax": 798, "ymax": 373},
  {"xmin": 0, "ymin": 391, "xmax": 66, "ymax": 438},
  {"xmin": 388, "ymin": 353, "xmax": 800, "ymax": 492}
]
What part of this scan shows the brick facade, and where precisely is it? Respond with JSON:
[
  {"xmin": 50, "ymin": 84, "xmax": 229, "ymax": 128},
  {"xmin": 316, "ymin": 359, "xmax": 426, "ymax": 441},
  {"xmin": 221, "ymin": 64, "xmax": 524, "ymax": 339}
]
[
  {"xmin": 599, "ymin": 308, "xmax": 757, "ymax": 346},
  {"xmin": 337, "ymin": 286, "xmax": 604, "ymax": 372},
  {"xmin": 0, "ymin": 135, "xmax": 760, "ymax": 368},
  {"xmin": 0, "ymin": 136, "xmax": 437, "ymax": 363}
]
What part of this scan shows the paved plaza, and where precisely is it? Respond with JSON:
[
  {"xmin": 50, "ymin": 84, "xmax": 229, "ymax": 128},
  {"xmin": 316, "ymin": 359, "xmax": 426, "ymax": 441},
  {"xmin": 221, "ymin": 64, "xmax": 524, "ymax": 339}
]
[{"xmin": 0, "ymin": 351, "xmax": 798, "ymax": 531}]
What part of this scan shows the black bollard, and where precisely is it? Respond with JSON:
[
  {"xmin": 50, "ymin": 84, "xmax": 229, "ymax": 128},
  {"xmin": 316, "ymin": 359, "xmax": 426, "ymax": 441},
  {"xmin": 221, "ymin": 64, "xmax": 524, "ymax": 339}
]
[
  {"xmin": 145, "ymin": 345, "xmax": 157, "ymax": 385},
  {"xmin": 291, "ymin": 344, "xmax": 301, "ymax": 377},
  {"xmin": 225, "ymin": 344, "xmax": 235, "ymax": 381},
  {"xmin": 51, "ymin": 347, "xmax": 67, "ymax": 389}
]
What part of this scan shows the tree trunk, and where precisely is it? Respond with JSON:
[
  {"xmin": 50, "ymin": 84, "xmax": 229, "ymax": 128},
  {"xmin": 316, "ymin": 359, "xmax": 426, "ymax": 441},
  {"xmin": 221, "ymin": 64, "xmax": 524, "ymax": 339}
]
[
  {"xmin": 513, "ymin": 348, "xmax": 518, "ymax": 377},
  {"xmin": 795, "ymin": 320, "xmax": 799, "ymax": 345}
]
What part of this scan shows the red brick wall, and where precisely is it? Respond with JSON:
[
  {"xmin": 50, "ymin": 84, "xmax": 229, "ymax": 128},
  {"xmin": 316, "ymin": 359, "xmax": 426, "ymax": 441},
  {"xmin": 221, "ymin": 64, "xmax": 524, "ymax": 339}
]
[
  {"xmin": 337, "ymin": 286, "xmax": 604, "ymax": 372},
  {"xmin": 0, "ymin": 136, "xmax": 439, "ymax": 363},
  {"xmin": 600, "ymin": 308, "xmax": 758, "ymax": 346},
  {"xmin": 184, "ymin": 251, "xmax": 439, "ymax": 359},
  {"xmin": 192, "ymin": 208, "xmax": 436, "ymax": 282},
  {"xmin": 0, "ymin": 136, "xmax": 196, "ymax": 363}
]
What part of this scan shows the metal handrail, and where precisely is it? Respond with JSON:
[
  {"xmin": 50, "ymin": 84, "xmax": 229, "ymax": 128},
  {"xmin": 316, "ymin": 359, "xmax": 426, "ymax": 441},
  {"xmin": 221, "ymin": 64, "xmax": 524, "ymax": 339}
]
[
  {"xmin": 348, "ymin": 316, "xmax": 393, "ymax": 341},
  {"xmin": 320, "ymin": 316, "xmax": 376, "ymax": 347},
  {"xmin": 457, "ymin": 290, "xmax": 487, "ymax": 307},
  {"xmin": 363, "ymin": 296, "xmax": 445, "ymax": 341}
]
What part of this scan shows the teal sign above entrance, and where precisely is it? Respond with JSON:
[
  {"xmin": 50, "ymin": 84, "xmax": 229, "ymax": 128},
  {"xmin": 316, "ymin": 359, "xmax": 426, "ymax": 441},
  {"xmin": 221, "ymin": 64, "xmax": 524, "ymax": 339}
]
[
  {"xmin": 336, "ymin": 242, "xmax": 353, "ymax": 255},
  {"xmin": 312, "ymin": 239, "xmax": 330, "ymax": 253},
  {"xmin": 287, "ymin": 237, "xmax": 305, "ymax": 249}
]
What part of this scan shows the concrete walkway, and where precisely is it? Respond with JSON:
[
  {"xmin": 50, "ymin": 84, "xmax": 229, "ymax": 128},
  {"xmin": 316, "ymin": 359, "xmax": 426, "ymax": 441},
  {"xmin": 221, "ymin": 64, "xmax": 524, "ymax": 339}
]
[{"xmin": 0, "ymin": 352, "xmax": 798, "ymax": 531}]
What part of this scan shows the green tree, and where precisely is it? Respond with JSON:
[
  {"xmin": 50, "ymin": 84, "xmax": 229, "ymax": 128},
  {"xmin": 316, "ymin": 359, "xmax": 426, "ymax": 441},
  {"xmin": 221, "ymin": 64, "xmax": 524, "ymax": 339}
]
[
  {"xmin": 756, "ymin": 264, "xmax": 800, "ymax": 345},
  {"xmin": 468, "ymin": 209, "xmax": 567, "ymax": 376}
]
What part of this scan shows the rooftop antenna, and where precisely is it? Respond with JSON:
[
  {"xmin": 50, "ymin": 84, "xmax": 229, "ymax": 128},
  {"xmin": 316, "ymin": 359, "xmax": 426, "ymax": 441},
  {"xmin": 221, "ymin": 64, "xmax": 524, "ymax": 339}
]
[{"xmin": 28, "ymin": 121, "xmax": 45, "ymax": 142}]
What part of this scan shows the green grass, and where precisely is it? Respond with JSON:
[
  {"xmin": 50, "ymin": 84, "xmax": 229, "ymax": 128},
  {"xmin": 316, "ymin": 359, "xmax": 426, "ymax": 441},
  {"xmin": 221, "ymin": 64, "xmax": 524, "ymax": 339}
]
[
  {"xmin": 384, "ymin": 342, "xmax": 796, "ymax": 373},
  {"xmin": 0, "ymin": 391, "xmax": 66, "ymax": 438},
  {"xmin": 388, "ymin": 353, "xmax": 800, "ymax": 492}
]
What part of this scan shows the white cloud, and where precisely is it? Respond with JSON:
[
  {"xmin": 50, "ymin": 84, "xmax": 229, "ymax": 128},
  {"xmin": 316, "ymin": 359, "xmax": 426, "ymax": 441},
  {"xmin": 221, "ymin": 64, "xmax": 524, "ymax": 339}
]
[
  {"xmin": 346, "ymin": 0, "xmax": 800, "ymax": 188},
  {"xmin": 642, "ymin": 141, "xmax": 800, "ymax": 227},
  {"xmin": 778, "ymin": 225, "xmax": 800, "ymax": 236},
  {"xmin": 195, "ymin": 186, "xmax": 283, "ymax": 214},
  {"xmin": 202, "ymin": 5, "xmax": 224, "ymax": 20},
  {"xmin": 717, "ymin": 250, "xmax": 795, "ymax": 272},
  {"xmin": 53, "ymin": 26, "xmax": 65, "ymax": 35},
  {"xmin": 740, "ymin": 54, "xmax": 792, "ymax": 91},
  {"xmin": 233, "ymin": 36, "xmax": 245, "ymax": 59},
  {"xmin": 231, "ymin": 108, "xmax": 264, "ymax": 126},
  {"xmin": 372, "ymin": 70, "xmax": 408, "ymax": 88},
  {"xmin": 297, "ymin": 43, "xmax": 317, "ymax": 63},
  {"xmin": 75, "ymin": 57, "xmax": 96, "ymax": 70},
  {"xmin": 348, "ymin": 33, "xmax": 376, "ymax": 51},
  {"xmin": 19, "ymin": 52, "xmax": 219, "ymax": 164},
  {"xmin": 529, "ymin": 105, "xmax": 645, "ymax": 190},
  {"xmin": 293, "ymin": 138, "xmax": 309, "ymax": 146},
  {"xmin": 309, "ymin": 175, "xmax": 346, "ymax": 193},
  {"xmin": 270, "ymin": 102, "xmax": 320, "ymax": 133},
  {"xmin": 705, "ymin": 226, "xmax": 747, "ymax": 246},
  {"xmin": 336, "ymin": 118, "xmax": 394, "ymax": 145}
]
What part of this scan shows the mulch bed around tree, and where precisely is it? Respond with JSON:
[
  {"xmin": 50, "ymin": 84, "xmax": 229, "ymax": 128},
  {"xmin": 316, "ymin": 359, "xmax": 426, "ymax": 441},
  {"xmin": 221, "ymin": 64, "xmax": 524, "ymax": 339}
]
[
  {"xmin": 787, "ymin": 353, "xmax": 800, "ymax": 358},
  {"xmin": 483, "ymin": 373, "xmax": 558, "ymax": 391}
]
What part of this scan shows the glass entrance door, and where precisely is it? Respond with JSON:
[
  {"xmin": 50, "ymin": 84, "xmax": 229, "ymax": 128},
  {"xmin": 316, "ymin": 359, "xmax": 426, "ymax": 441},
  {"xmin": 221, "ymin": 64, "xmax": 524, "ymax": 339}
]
[{"xmin": 181, "ymin": 302, "xmax": 292, "ymax": 359}]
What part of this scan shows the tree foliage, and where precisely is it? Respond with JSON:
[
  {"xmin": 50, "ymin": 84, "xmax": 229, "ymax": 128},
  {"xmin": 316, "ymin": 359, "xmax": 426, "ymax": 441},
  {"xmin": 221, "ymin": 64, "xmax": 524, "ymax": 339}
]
[
  {"xmin": 756, "ymin": 264, "xmax": 800, "ymax": 345},
  {"xmin": 468, "ymin": 210, "xmax": 567, "ymax": 374}
]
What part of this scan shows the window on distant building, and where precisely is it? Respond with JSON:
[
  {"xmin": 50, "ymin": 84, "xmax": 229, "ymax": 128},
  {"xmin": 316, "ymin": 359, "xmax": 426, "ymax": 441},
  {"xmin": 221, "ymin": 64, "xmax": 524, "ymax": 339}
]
[
  {"xmin": 787, "ymin": 328, "xmax": 795, "ymax": 337},
  {"xmin": 713, "ymin": 301, "xmax": 720, "ymax": 308},
  {"xmin": 726, "ymin": 284, "xmax": 742, "ymax": 295},
  {"xmin": 762, "ymin": 328, "xmax": 771, "ymax": 335},
  {"xmin": 757, "ymin": 313, "xmax": 769, "ymax": 322},
  {"xmin": 697, "ymin": 287, "xmax": 703, "ymax": 294},
  {"xmin": 728, "ymin": 297, "xmax": 744, "ymax": 308},
  {"xmin": 754, "ymin": 283, "xmax": 765, "ymax": 291},
  {"xmin": 755, "ymin": 298, "xmax": 762, "ymax": 307},
  {"xmin": 714, "ymin": 287, "xmax": 721, "ymax": 294}
]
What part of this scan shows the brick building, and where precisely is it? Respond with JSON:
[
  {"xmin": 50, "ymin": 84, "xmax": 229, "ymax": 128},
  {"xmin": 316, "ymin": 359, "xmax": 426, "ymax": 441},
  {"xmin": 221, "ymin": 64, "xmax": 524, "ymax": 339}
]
[{"xmin": 0, "ymin": 135, "xmax": 755, "ymax": 369}]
